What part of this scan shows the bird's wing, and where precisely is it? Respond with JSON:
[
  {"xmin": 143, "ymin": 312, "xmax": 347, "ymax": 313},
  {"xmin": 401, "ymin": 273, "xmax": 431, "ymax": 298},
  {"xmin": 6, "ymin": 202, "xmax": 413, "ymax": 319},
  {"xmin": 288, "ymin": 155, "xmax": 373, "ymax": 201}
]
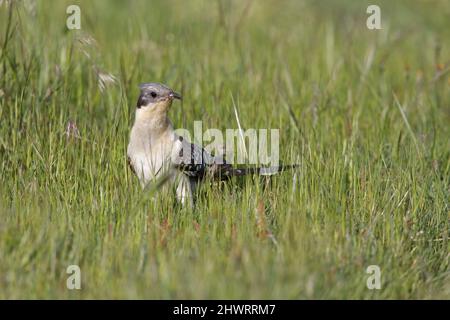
[
  {"xmin": 171, "ymin": 136, "xmax": 231, "ymax": 179},
  {"xmin": 171, "ymin": 136, "xmax": 299, "ymax": 180}
]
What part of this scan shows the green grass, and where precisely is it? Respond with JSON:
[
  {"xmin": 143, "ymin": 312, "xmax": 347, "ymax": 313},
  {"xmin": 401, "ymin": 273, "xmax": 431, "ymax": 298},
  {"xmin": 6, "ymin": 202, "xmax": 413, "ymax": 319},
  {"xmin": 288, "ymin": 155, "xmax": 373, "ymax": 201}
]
[{"xmin": 0, "ymin": 0, "xmax": 449, "ymax": 299}]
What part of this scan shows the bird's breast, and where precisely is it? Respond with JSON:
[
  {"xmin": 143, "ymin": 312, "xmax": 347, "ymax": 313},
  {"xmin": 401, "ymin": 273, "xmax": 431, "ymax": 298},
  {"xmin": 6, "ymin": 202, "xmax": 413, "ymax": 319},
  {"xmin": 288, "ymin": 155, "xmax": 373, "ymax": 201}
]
[{"xmin": 127, "ymin": 133, "xmax": 176, "ymax": 186}]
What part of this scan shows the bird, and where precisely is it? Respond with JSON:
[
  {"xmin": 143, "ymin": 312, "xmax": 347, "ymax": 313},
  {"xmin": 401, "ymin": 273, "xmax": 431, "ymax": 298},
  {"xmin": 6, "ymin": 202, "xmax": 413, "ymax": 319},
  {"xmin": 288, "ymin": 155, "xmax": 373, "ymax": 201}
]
[{"xmin": 127, "ymin": 82, "xmax": 297, "ymax": 206}]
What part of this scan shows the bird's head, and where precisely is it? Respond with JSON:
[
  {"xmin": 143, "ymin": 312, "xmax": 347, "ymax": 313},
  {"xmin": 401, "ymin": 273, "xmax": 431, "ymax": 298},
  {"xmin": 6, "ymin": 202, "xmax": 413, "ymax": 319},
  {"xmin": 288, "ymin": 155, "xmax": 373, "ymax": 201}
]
[{"xmin": 135, "ymin": 83, "xmax": 182, "ymax": 120}]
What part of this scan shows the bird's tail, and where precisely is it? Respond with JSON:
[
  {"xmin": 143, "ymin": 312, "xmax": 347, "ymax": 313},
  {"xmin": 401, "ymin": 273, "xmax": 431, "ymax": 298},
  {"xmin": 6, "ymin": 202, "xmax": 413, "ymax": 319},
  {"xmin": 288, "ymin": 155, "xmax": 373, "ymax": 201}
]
[{"xmin": 214, "ymin": 164, "xmax": 299, "ymax": 180}]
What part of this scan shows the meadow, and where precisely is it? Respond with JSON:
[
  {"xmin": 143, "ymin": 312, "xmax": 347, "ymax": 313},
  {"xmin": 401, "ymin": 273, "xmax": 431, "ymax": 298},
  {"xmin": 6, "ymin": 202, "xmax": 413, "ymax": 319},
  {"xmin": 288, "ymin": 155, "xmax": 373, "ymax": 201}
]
[{"xmin": 0, "ymin": 0, "xmax": 448, "ymax": 299}]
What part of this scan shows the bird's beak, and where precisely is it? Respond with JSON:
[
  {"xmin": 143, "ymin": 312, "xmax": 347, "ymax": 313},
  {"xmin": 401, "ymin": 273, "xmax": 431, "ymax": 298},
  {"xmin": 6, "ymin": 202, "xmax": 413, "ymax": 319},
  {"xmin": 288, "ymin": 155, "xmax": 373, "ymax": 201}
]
[{"xmin": 169, "ymin": 91, "xmax": 182, "ymax": 100}]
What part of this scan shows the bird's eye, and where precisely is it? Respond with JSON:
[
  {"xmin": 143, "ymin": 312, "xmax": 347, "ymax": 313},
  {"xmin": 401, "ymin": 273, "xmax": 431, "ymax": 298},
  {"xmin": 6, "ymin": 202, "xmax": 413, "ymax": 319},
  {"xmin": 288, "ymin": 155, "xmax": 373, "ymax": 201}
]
[{"xmin": 150, "ymin": 91, "xmax": 157, "ymax": 98}]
